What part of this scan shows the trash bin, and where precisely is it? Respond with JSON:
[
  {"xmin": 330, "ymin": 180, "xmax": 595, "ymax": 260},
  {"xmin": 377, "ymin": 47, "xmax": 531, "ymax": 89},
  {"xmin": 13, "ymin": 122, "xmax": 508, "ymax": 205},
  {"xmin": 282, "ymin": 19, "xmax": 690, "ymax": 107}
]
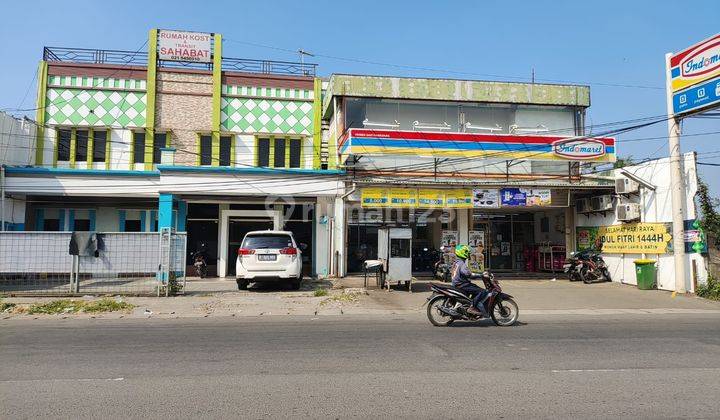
[{"xmin": 634, "ymin": 259, "xmax": 657, "ymax": 290}]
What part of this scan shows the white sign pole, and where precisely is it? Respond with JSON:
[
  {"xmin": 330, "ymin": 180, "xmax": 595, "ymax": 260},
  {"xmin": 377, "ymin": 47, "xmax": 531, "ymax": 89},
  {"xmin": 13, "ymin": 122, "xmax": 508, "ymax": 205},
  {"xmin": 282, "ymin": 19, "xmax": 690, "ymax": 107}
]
[{"xmin": 665, "ymin": 52, "xmax": 687, "ymax": 293}]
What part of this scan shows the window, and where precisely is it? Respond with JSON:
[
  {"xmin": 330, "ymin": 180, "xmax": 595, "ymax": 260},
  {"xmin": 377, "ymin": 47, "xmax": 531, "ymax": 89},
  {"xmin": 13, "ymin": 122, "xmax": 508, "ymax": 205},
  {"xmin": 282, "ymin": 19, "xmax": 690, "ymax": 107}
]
[
  {"xmin": 219, "ymin": 136, "xmax": 232, "ymax": 166},
  {"xmin": 75, "ymin": 130, "xmax": 89, "ymax": 162},
  {"xmin": 257, "ymin": 138, "xmax": 270, "ymax": 167},
  {"xmin": 199, "ymin": 135, "xmax": 212, "ymax": 165},
  {"xmin": 43, "ymin": 219, "xmax": 61, "ymax": 231},
  {"xmin": 93, "ymin": 130, "xmax": 107, "ymax": 163},
  {"xmin": 154, "ymin": 132, "xmax": 167, "ymax": 164},
  {"xmin": 289, "ymin": 139, "xmax": 301, "ymax": 168},
  {"xmin": 125, "ymin": 220, "xmax": 142, "ymax": 232},
  {"xmin": 74, "ymin": 219, "xmax": 91, "ymax": 231},
  {"xmin": 273, "ymin": 138, "xmax": 286, "ymax": 167},
  {"xmin": 133, "ymin": 132, "xmax": 145, "ymax": 164},
  {"xmin": 57, "ymin": 129, "xmax": 71, "ymax": 161},
  {"xmin": 242, "ymin": 234, "xmax": 293, "ymax": 249}
]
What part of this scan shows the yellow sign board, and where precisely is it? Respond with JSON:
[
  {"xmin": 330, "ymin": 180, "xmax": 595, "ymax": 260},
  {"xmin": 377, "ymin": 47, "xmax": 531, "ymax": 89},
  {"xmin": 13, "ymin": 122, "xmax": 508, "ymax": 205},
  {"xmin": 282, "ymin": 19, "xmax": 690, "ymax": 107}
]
[
  {"xmin": 361, "ymin": 188, "xmax": 472, "ymax": 208},
  {"xmin": 590, "ymin": 223, "xmax": 672, "ymax": 254}
]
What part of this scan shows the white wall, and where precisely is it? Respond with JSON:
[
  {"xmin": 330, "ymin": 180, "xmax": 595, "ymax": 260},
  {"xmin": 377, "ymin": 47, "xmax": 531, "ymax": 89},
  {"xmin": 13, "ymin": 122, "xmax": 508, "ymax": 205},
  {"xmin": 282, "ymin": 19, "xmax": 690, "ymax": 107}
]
[
  {"xmin": 0, "ymin": 112, "xmax": 37, "ymax": 167},
  {"xmin": 236, "ymin": 135, "xmax": 255, "ymax": 168},
  {"xmin": 109, "ymin": 129, "xmax": 132, "ymax": 170},
  {"xmin": 314, "ymin": 196, "xmax": 333, "ymax": 278},
  {"xmin": 574, "ymin": 152, "xmax": 704, "ymax": 292}
]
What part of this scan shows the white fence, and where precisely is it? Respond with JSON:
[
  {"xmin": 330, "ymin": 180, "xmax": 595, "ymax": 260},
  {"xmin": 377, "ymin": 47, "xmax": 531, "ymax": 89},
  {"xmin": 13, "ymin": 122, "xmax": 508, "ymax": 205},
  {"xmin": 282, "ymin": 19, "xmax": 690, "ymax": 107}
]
[{"xmin": 0, "ymin": 231, "xmax": 186, "ymax": 295}]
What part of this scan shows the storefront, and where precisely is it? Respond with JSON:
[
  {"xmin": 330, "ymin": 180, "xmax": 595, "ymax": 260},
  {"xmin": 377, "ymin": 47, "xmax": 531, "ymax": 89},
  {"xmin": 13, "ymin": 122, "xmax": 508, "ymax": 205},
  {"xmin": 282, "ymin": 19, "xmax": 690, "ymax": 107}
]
[{"xmin": 346, "ymin": 186, "xmax": 572, "ymax": 275}]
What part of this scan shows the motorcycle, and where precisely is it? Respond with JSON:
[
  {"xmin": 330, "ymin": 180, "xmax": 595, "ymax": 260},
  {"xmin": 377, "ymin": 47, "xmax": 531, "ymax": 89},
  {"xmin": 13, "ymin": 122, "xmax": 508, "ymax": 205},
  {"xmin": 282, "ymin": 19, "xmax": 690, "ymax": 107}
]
[
  {"xmin": 563, "ymin": 249, "xmax": 611, "ymax": 284},
  {"xmin": 433, "ymin": 246, "xmax": 451, "ymax": 282},
  {"xmin": 426, "ymin": 271, "xmax": 519, "ymax": 326},
  {"xmin": 191, "ymin": 244, "xmax": 209, "ymax": 279}
]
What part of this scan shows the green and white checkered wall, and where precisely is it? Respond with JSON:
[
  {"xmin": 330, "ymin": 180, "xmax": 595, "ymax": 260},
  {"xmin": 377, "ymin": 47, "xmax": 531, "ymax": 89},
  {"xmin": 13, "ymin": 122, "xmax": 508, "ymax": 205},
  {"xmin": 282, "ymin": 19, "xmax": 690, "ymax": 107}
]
[
  {"xmin": 45, "ymin": 76, "xmax": 147, "ymax": 127},
  {"xmin": 220, "ymin": 85, "xmax": 314, "ymax": 135}
]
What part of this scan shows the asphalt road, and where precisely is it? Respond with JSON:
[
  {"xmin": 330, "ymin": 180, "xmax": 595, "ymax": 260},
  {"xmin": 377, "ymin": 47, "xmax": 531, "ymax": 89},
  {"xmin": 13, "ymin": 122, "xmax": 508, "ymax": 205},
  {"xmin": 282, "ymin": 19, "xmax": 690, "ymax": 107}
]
[{"xmin": 2, "ymin": 314, "xmax": 720, "ymax": 419}]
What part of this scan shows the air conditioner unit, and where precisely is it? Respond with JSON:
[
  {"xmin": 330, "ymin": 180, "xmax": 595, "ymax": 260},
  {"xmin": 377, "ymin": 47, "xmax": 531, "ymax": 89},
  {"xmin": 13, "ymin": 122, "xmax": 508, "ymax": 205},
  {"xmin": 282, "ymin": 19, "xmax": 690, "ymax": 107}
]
[
  {"xmin": 576, "ymin": 198, "xmax": 591, "ymax": 213},
  {"xmin": 615, "ymin": 177, "xmax": 640, "ymax": 194},
  {"xmin": 616, "ymin": 203, "xmax": 641, "ymax": 221},
  {"xmin": 590, "ymin": 195, "xmax": 614, "ymax": 211}
]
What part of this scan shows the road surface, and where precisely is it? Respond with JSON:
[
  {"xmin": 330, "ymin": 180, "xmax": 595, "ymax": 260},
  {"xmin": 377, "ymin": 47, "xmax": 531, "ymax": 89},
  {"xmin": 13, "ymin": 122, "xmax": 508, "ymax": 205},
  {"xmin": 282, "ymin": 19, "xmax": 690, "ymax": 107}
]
[{"xmin": 2, "ymin": 314, "xmax": 720, "ymax": 418}]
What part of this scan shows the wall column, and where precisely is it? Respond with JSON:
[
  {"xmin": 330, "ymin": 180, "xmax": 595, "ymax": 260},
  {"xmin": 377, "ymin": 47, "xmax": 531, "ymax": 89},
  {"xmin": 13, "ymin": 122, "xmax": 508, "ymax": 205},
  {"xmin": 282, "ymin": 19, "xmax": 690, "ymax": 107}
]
[
  {"xmin": 144, "ymin": 29, "xmax": 158, "ymax": 171},
  {"xmin": 158, "ymin": 193, "xmax": 175, "ymax": 229},
  {"xmin": 34, "ymin": 61, "xmax": 48, "ymax": 166},
  {"xmin": 210, "ymin": 33, "xmax": 223, "ymax": 166},
  {"xmin": 457, "ymin": 209, "xmax": 470, "ymax": 245},
  {"xmin": 176, "ymin": 200, "xmax": 187, "ymax": 232},
  {"xmin": 565, "ymin": 206, "xmax": 576, "ymax": 256}
]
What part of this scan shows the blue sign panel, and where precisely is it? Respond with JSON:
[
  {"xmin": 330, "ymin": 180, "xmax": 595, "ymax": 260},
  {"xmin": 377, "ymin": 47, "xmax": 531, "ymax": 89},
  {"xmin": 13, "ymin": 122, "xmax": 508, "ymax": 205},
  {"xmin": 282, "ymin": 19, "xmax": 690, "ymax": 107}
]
[
  {"xmin": 673, "ymin": 75, "xmax": 720, "ymax": 116},
  {"xmin": 500, "ymin": 188, "xmax": 526, "ymax": 206}
]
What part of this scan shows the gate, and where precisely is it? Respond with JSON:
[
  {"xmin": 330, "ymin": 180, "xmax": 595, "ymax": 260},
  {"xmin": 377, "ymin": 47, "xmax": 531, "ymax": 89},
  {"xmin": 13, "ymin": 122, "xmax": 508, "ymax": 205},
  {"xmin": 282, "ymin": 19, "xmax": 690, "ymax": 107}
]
[{"xmin": 0, "ymin": 231, "xmax": 186, "ymax": 296}]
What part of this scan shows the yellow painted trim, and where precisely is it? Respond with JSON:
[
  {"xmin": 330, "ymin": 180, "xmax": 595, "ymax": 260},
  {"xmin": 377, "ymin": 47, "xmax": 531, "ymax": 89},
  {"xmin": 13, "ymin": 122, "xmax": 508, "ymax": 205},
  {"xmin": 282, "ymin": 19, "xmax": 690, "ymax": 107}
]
[
  {"xmin": 129, "ymin": 131, "xmax": 135, "ymax": 167},
  {"xmin": 284, "ymin": 137, "xmax": 290, "ymax": 168},
  {"xmin": 87, "ymin": 129, "xmax": 94, "ymax": 166},
  {"xmin": 229, "ymin": 135, "xmax": 236, "ymax": 166},
  {"xmin": 269, "ymin": 135, "xmax": 275, "ymax": 168},
  {"xmin": 105, "ymin": 129, "xmax": 111, "ymax": 170},
  {"xmin": 69, "ymin": 128, "xmax": 77, "ymax": 168},
  {"xmin": 211, "ymin": 33, "xmax": 223, "ymax": 167},
  {"xmin": 145, "ymin": 29, "xmax": 158, "ymax": 171},
  {"xmin": 35, "ymin": 61, "xmax": 49, "ymax": 166},
  {"xmin": 312, "ymin": 78, "xmax": 322, "ymax": 169}
]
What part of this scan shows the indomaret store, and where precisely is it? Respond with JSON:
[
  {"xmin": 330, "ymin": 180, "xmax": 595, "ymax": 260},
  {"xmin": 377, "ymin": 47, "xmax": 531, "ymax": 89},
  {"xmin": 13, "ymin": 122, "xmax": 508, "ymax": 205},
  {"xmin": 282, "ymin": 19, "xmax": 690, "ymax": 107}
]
[{"xmin": 322, "ymin": 74, "xmax": 623, "ymax": 277}]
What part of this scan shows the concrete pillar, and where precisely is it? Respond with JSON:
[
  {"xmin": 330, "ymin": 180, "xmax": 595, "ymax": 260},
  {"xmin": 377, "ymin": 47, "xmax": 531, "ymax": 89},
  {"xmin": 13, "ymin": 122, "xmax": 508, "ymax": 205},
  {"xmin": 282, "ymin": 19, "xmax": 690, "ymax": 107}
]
[
  {"xmin": 158, "ymin": 193, "xmax": 174, "ymax": 230},
  {"xmin": 565, "ymin": 206, "xmax": 575, "ymax": 256},
  {"xmin": 177, "ymin": 200, "xmax": 187, "ymax": 232},
  {"xmin": 457, "ymin": 209, "xmax": 470, "ymax": 244}
]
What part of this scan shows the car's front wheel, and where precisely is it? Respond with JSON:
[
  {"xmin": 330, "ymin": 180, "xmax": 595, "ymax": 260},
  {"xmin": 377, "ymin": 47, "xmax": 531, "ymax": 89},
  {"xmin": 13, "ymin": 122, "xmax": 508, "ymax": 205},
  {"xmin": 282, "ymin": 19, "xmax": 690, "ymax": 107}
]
[{"xmin": 236, "ymin": 279, "xmax": 249, "ymax": 290}]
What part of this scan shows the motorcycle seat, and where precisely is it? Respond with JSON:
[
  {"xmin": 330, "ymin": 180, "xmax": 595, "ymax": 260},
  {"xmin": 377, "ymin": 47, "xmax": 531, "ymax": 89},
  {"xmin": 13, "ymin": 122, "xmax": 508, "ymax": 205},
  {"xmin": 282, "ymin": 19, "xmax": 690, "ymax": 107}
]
[{"xmin": 431, "ymin": 282, "xmax": 472, "ymax": 298}]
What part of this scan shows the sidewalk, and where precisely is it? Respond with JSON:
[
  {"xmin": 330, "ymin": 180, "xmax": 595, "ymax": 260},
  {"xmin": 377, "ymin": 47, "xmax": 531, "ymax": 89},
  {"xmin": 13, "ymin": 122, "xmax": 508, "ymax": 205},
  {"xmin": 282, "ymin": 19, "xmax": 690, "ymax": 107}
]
[{"xmin": 3, "ymin": 277, "xmax": 720, "ymax": 320}]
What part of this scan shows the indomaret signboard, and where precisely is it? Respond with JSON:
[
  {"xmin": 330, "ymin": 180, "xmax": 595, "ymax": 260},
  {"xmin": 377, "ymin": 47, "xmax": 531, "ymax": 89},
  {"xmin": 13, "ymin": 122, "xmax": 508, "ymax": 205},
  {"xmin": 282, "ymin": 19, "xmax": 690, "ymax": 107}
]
[
  {"xmin": 669, "ymin": 33, "xmax": 720, "ymax": 116},
  {"xmin": 158, "ymin": 30, "xmax": 212, "ymax": 63}
]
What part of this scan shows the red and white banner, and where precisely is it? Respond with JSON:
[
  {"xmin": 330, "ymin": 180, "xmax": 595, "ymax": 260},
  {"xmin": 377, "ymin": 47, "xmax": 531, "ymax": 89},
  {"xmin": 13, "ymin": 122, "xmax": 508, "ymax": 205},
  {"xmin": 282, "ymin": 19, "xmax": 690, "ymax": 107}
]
[{"xmin": 158, "ymin": 30, "xmax": 212, "ymax": 63}]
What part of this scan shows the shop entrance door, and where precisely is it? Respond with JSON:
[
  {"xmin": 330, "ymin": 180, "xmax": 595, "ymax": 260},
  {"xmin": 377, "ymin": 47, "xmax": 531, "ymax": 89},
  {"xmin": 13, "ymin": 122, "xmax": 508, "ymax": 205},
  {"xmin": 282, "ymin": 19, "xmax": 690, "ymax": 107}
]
[
  {"xmin": 488, "ymin": 219, "xmax": 513, "ymax": 270},
  {"xmin": 227, "ymin": 218, "xmax": 274, "ymax": 276}
]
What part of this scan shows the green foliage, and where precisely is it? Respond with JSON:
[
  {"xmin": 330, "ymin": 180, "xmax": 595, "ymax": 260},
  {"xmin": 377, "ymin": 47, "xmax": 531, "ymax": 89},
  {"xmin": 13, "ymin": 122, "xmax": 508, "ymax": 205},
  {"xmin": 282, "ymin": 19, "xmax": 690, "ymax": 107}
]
[
  {"xmin": 0, "ymin": 299, "xmax": 16, "ymax": 312},
  {"xmin": 313, "ymin": 288, "xmax": 329, "ymax": 297},
  {"xmin": 613, "ymin": 155, "xmax": 634, "ymax": 169},
  {"xmin": 27, "ymin": 298, "xmax": 134, "ymax": 314},
  {"xmin": 696, "ymin": 277, "xmax": 720, "ymax": 301},
  {"xmin": 697, "ymin": 179, "xmax": 720, "ymax": 242}
]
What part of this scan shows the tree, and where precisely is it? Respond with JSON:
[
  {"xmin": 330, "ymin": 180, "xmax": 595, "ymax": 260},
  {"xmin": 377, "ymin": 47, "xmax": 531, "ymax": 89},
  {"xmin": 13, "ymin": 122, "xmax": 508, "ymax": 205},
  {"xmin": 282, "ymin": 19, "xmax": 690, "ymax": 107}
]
[{"xmin": 613, "ymin": 155, "xmax": 634, "ymax": 169}]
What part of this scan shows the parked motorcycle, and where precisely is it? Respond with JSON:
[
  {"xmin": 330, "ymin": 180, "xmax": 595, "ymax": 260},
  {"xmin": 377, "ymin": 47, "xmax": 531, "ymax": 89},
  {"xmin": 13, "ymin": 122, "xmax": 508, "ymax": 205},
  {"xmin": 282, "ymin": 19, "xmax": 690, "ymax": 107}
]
[
  {"xmin": 426, "ymin": 271, "xmax": 519, "ymax": 326},
  {"xmin": 191, "ymin": 243, "xmax": 209, "ymax": 279},
  {"xmin": 563, "ymin": 249, "xmax": 611, "ymax": 284},
  {"xmin": 433, "ymin": 246, "xmax": 451, "ymax": 282}
]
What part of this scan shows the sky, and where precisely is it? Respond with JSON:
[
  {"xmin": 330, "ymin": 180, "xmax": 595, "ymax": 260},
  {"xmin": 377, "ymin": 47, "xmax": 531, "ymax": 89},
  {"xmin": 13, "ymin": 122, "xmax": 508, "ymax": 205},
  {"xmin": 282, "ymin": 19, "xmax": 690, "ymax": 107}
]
[{"xmin": 0, "ymin": 0, "xmax": 718, "ymax": 192}]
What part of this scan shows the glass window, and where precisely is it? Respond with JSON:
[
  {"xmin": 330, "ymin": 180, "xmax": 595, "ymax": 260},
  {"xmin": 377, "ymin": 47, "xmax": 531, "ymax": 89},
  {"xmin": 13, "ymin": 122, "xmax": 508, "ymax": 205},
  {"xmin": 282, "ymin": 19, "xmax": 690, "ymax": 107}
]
[
  {"xmin": 257, "ymin": 138, "xmax": 270, "ymax": 167},
  {"xmin": 154, "ymin": 132, "xmax": 167, "ymax": 164},
  {"xmin": 242, "ymin": 234, "xmax": 293, "ymax": 249},
  {"xmin": 390, "ymin": 238, "xmax": 411, "ymax": 258},
  {"xmin": 75, "ymin": 130, "xmax": 89, "ymax": 162},
  {"xmin": 43, "ymin": 218, "xmax": 61, "ymax": 231},
  {"xmin": 93, "ymin": 130, "xmax": 107, "ymax": 162},
  {"xmin": 289, "ymin": 139, "xmax": 301, "ymax": 168},
  {"xmin": 273, "ymin": 138, "xmax": 286, "ymax": 167},
  {"xmin": 57, "ymin": 129, "xmax": 71, "ymax": 161},
  {"xmin": 219, "ymin": 136, "xmax": 232, "ymax": 166},
  {"xmin": 133, "ymin": 132, "xmax": 145, "ymax": 164},
  {"xmin": 199, "ymin": 135, "xmax": 212, "ymax": 165},
  {"xmin": 125, "ymin": 219, "xmax": 142, "ymax": 232},
  {"xmin": 74, "ymin": 219, "xmax": 91, "ymax": 231}
]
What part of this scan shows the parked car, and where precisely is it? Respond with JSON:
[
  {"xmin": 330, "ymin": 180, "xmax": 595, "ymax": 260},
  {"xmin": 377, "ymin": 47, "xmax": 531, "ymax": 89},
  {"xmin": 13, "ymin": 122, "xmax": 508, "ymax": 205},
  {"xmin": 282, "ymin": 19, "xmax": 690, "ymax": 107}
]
[{"xmin": 236, "ymin": 230, "xmax": 304, "ymax": 290}]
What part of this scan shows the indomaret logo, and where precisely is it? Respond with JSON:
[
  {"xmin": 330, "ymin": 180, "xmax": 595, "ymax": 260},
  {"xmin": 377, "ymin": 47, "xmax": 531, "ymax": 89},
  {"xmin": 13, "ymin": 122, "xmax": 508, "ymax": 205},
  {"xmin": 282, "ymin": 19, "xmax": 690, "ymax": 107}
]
[
  {"xmin": 682, "ymin": 41, "xmax": 720, "ymax": 78},
  {"xmin": 553, "ymin": 139, "xmax": 606, "ymax": 160}
]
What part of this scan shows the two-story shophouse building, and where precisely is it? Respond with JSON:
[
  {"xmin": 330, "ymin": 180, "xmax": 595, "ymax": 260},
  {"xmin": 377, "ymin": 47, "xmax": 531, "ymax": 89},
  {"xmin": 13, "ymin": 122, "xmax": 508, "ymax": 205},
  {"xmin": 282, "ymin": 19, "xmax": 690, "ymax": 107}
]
[
  {"xmin": 321, "ymin": 74, "xmax": 619, "ymax": 277},
  {"xmin": 4, "ymin": 29, "xmax": 344, "ymax": 278}
]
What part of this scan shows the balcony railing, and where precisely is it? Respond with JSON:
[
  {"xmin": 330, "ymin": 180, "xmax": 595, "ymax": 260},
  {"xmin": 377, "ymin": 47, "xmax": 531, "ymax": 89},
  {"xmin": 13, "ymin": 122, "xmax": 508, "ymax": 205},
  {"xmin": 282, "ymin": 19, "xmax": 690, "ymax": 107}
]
[{"xmin": 43, "ymin": 47, "xmax": 316, "ymax": 76}]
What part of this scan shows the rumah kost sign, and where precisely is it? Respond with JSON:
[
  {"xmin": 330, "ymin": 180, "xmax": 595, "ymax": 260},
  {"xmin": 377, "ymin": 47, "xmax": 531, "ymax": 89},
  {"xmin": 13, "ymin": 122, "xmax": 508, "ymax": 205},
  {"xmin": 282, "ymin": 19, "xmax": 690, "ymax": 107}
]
[{"xmin": 158, "ymin": 30, "xmax": 212, "ymax": 63}]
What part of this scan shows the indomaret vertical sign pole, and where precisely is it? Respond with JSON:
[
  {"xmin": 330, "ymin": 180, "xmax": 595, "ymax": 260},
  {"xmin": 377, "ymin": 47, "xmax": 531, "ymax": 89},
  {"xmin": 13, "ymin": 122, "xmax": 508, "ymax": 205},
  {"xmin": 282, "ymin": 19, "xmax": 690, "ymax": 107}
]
[{"xmin": 665, "ymin": 52, "xmax": 687, "ymax": 293}]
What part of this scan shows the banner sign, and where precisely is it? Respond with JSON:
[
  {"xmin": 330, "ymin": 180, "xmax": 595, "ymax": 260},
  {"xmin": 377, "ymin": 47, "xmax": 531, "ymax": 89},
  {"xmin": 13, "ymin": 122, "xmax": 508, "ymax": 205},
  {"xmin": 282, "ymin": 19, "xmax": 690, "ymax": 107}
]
[
  {"xmin": 158, "ymin": 30, "xmax": 212, "ymax": 63},
  {"xmin": 500, "ymin": 188, "xmax": 526, "ymax": 206},
  {"xmin": 340, "ymin": 129, "xmax": 616, "ymax": 163},
  {"xmin": 525, "ymin": 189, "xmax": 551, "ymax": 206},
  {"xmin": 684, "ymin": 219, "xmax": 708, "ymax": 254},
  {"xmin": 672, "ymin": 75, "xmax": 720, "ymax": 115},
  {"xmin": 472, "ymin": 189, "xmax": 500, "ymax": 208},
  {"xmin": 576, "ymin": 223, "xmax": 672, "ymax": 254},
  {"xmin": 361, "ymin": 188, "xmax": 472, "ymax": 208}
]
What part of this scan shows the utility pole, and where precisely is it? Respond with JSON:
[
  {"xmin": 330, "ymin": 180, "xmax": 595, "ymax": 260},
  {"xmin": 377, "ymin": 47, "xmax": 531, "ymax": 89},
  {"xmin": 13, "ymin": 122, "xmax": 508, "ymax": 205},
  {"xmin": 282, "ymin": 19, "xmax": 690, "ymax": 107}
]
[{"xmin": 664, "ymin": 53, "xmax": 686, "ymax": 293}]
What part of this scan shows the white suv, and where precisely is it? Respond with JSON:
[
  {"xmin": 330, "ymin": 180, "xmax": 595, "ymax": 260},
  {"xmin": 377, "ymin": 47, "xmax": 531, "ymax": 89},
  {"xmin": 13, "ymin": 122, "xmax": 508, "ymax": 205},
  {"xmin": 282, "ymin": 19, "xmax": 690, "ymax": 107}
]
[{"xmin": 236, "ymin": 230, "xmax": 303, "ymax": 290}]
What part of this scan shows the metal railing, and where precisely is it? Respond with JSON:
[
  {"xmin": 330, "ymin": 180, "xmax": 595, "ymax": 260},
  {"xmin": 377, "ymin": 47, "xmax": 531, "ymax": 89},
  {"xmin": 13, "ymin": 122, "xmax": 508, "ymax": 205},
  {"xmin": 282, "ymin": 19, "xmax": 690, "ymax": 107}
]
[
  {"xmin": 43, "ymin": 46, "xmax": 316, "ymax": 76},
  {"xmin": 0, "ymin": 231, "xmax": 186, "ymax": 296}
]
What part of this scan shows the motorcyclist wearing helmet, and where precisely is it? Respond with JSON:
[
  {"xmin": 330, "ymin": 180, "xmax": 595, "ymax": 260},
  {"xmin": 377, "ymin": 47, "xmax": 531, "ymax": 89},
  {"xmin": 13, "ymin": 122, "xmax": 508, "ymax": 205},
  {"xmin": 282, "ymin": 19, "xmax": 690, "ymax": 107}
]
[{"xmin": 451, "ymin": 244, "xmax": 489, "ymax": 317}]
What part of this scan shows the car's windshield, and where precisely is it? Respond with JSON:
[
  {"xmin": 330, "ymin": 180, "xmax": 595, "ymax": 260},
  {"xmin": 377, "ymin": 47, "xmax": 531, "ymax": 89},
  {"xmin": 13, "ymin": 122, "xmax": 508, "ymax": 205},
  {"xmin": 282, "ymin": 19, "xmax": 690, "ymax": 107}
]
[{"xmin": 242, "ymin": 234, "xmax": 293, "ymax": 249}]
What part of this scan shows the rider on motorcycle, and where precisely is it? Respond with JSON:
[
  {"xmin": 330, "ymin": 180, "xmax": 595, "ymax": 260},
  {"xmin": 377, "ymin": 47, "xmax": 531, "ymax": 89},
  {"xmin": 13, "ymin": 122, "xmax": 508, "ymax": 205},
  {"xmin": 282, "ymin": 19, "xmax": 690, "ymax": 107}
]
[{"xmin": 451, "ymin": 244, "xmax": 489, "ymax": 317}]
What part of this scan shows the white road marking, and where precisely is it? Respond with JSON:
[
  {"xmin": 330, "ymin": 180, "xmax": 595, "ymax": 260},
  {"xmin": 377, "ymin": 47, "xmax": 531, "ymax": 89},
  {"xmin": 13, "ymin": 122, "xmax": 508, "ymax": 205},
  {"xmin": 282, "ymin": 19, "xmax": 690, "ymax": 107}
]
[
  {"xmin": 0, "ymin": 377, "xmax": 124, "ymax": 383},
  {"xmin": 552, "ymin": 367, "xmax": 720, "ymax": 373}
]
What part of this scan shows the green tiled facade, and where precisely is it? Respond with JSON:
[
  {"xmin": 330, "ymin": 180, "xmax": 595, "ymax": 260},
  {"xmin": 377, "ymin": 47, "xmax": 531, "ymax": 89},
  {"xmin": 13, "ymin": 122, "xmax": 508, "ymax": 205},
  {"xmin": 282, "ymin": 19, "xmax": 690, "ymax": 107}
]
[
  {"xmin": 220, "ymin": 85, "xmax": 314, "ymax": 135},
  {"xmin": 45, "ymin": 76, "xmax": 147, "ymax": 127}
]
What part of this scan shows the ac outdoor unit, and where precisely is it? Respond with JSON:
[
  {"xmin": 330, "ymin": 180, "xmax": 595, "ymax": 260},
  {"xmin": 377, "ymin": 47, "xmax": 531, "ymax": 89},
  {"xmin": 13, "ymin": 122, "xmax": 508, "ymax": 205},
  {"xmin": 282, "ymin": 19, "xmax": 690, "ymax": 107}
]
[
  {"xmin": 576, "ymin": 198, "xmax": 591, "ymax": 213},
  {"xmin": 615, "ymin": 177, "xmax": 640, "ymax": 194},
  {"xmin": 590, "ymin": 195, "xmax": 614, "ymax": 212},
  {"xmin": 616, "ymin": 203, "xmax": 641, "ymax": 221}
]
